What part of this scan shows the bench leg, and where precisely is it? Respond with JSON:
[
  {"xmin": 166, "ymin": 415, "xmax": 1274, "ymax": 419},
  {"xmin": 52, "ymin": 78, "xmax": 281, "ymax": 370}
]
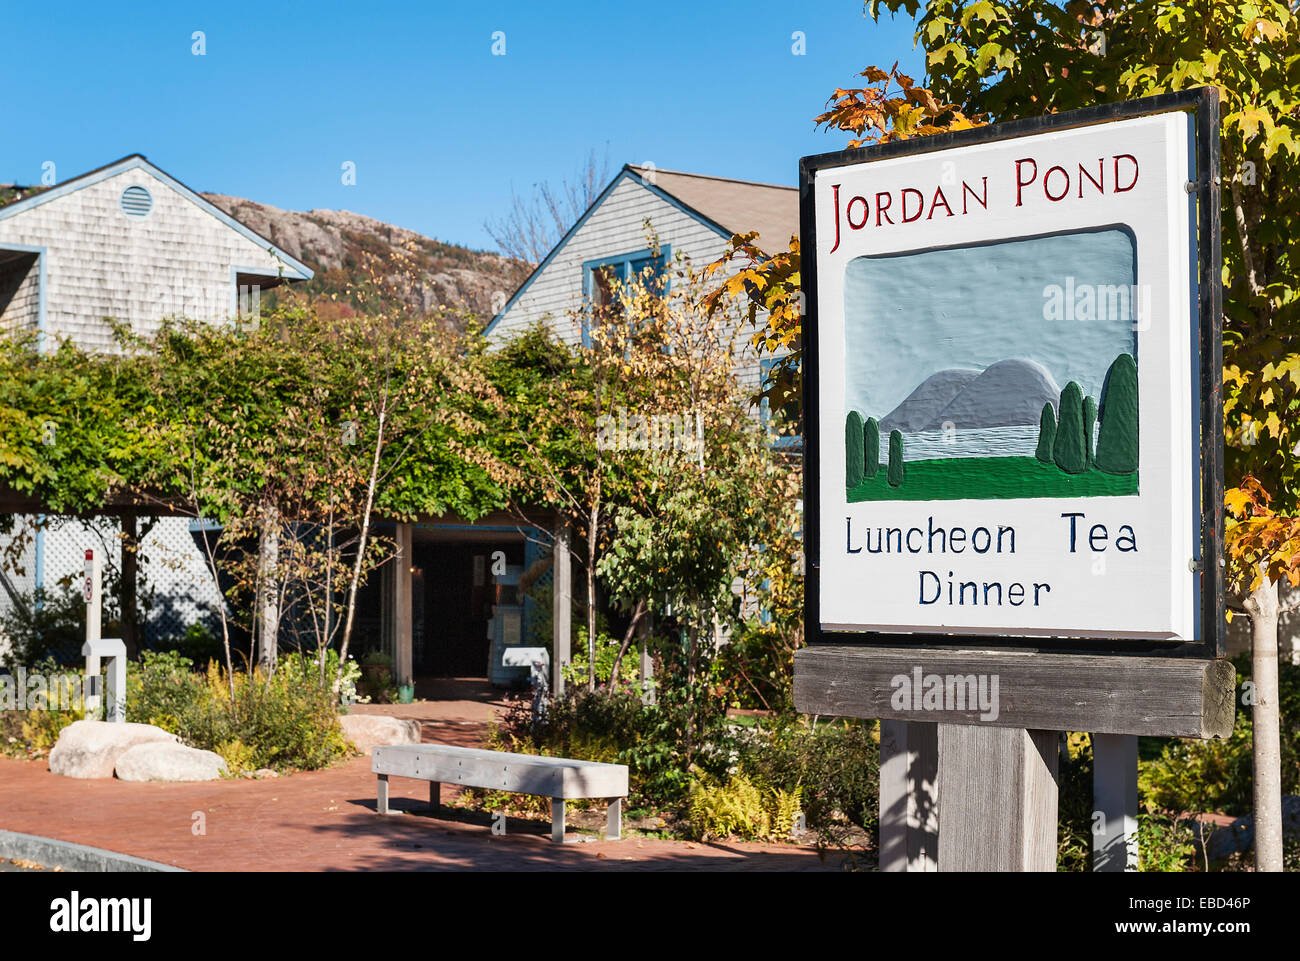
[
  {"xmin": 551, "ymin": 798, "xmax": 565, "ymax": 843},
  {"xmin": 606, "ymin": 798, "xmax": 622, "ymax": 841},
  {"xmin": 377, "ymin": 774, "xmax": 389, "ymax": 815},
  {"xmin": 430, "ymin": 781, "xmax": 440, "ymax": 814}
]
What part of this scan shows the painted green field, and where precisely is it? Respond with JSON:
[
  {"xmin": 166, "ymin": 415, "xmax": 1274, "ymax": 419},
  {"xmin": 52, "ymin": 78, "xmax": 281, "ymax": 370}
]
[{"xmin": 847, "ymin": 456, "xmax": 1138, "ymax": 502}]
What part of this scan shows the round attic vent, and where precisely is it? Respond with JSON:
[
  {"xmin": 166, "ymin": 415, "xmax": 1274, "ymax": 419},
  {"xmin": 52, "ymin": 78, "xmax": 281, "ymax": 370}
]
[{"xmin": 120, "ymin": 185, "xmax": 153, "ymax": 218}]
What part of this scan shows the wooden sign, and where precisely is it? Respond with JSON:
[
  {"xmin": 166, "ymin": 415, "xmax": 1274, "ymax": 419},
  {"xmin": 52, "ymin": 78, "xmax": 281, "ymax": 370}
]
[{"xmin": 800, "ymin": 89, "xmax": 1224, "ymax": 659}]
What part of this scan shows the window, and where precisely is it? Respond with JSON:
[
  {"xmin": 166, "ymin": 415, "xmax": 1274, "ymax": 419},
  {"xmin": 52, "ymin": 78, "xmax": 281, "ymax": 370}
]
[{"xmin": 581, "ymin": 247, "xmax": 670, "ymax": 347}]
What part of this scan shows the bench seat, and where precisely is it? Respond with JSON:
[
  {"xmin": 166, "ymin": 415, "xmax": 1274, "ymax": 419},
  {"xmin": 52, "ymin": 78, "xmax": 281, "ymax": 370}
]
[{"xmin": 372, "ymin": 743, "xmax": 629, "ymax": 843}]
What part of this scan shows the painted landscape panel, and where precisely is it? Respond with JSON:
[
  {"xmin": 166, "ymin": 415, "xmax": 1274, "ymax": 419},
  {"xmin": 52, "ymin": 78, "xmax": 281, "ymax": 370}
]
[{"xmin": 843, "ymin": 228, "xmax": 1140, "ymax": 501}]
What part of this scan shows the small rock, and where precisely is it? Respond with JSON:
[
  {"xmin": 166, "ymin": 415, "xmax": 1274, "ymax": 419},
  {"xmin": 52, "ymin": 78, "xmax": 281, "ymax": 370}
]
[
  {"xmin": 115, "ymin": 741, "xmax": 229, "ymax": 782},
  {"xmin": 338, "ymin": 714, "xmax": 421, "ymax": 755},
  {"xmin": 49, "ymin": 721, "xmax": 178, "ymax": 779}
]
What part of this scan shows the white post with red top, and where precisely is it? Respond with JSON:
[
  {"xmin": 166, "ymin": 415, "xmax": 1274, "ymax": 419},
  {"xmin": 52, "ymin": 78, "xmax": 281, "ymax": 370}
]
[{"xmin": 82, "ymin": 548, "xmax": 126, "ymax": 723}]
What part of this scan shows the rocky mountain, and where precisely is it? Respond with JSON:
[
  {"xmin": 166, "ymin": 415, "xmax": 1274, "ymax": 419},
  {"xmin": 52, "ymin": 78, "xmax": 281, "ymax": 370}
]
[
  {"xmin": 202, "ymin": 194, "xmax": 532, "ymax": 329},
  {"xmin": 881, "ymin": 359, "xmax": 1062, "ymax": 431},
  {"xmin": 879, "ymin": 367, "xmax": 981, "ymax": 432}
]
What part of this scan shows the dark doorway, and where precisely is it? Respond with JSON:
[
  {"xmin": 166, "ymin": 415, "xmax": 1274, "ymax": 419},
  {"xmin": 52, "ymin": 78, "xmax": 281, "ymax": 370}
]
[
  {"xmin": 415, "ymin": 540, "xmax": 527, "ymax": 677},
  {"xmin": 420, "ymin": 544, "xmax": 487, "ymax": 676}
]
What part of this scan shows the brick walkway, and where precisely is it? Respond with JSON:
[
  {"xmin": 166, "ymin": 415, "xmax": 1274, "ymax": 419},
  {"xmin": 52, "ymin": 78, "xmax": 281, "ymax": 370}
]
[{"xmin": 0, "ymin": 683, "xmax": 846, "ymax": 872}]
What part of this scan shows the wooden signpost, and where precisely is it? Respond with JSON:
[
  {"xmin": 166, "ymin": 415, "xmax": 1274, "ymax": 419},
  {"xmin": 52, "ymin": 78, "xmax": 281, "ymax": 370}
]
[{"xmin": 795, "ymin": 89, "xmax": 1231, "ymax": 871}]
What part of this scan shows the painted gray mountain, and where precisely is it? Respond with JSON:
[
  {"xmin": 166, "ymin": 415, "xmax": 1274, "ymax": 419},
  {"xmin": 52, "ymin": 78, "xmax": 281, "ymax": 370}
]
[{"xmin": 880, "ymin": 358, "xmax": 1062, "ymax": 432}]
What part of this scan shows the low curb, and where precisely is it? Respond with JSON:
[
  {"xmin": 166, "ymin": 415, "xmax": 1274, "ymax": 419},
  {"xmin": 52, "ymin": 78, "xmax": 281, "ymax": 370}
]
[{"xmin": 0, "ymin": 829, "xmax": 185, "ymax": 872}]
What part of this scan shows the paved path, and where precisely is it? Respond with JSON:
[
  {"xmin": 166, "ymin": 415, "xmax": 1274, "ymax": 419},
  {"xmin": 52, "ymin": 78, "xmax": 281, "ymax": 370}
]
[{"xmin": 0, "ymin": 686, "xmax": 845, "ymax": 872}]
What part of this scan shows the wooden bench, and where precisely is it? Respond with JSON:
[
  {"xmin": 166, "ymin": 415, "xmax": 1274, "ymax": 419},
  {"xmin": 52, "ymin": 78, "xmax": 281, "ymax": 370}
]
[{"xmin": 372, "ymin": 743, "xmax": 629, "ymax": 843}]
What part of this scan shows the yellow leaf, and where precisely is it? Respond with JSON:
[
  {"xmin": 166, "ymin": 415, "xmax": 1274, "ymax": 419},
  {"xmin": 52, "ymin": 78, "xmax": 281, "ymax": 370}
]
[{"xmin": 1225, "ymin": 487, "xmax": 1253, "ymax": 516}]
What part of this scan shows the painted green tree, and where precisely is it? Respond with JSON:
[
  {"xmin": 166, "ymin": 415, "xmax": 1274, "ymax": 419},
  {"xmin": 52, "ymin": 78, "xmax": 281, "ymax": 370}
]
[
  {"xmin": 1095, "ymin": 354, "xmax": 1139, "ymax": 475},
  {"xmin": 887, "ymin": 429, "xmax": 905, "ymax": 487},
  {"xmin": 1053, "ymin": 381, "xmax": 1089, "ymax": 474},
  {"xmin": 864, "ymin": 416, "xmax": 881, "ymax": 477},
  {"xmin": 1083, "ymin": 395, "xmax": 1098, "ymax": 466},
  {"xmin": 1035, "ymin": 402, "xmax": 1057, "ymax": 464},
  {"xmin": 846, "ymin": 410, "xmax": 865, "ymax": 488}
]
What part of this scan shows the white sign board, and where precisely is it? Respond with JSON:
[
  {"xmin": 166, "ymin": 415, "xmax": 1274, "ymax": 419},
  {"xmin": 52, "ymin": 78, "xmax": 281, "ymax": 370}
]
[{"xmin": 808, "ymin": 102, "xmax": 1207, "ymax": 643}]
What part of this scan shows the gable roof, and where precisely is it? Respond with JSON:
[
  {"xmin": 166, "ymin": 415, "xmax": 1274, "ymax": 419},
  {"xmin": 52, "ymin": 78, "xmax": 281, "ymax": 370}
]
[
  {"xmin": 485, "ymin": 164, "xmax": 797, "ymax": 334},
  {"xmin": 624, "ymin": 165, "xmax": 798, "ymax": 251},
  {"xmin": 0, "ymin": 154, "xmax": 313, "ymax": 281}
]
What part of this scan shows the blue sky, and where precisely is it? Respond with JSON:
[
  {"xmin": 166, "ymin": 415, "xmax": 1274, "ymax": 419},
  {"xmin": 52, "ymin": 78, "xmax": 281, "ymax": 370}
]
[{"xmin": 0, "ymin": 1, "xmax": 922, "ymax": 252}]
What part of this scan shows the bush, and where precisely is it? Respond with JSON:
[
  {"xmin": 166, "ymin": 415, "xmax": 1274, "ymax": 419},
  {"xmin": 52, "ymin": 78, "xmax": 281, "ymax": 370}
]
[
  {"xmin": 562, "ymin": 629, "xmax": 643, "ymax": 692},
  {"xmin": 357, "ymin": 650, "xmax": 397, "ymax": 704},
  {"xmin": 154, "ymin": 621, "xmax": 226, "ymax": 666},
  {"xmin": 496, "ymin": 691, "xmax": 876, "ymax": 836},
  {"xmin": 493, "ymin": 683, "xmax": 728, "ymax": 811},
  {"xmin": 0, "ymin": 659, "xmax": 87, "ymax": 758},
  {"xmin": 687, "ymin": 773, "xmax": 802, "ymax": 841},
  {"xmin": 1139, "ymin": 654, "xmax": 1299, "ymax": 818},
  {"xmin": 735, "ymin": 717, "xmax": 879, "ymax": 831},
  {"xmin": 1056, "ymin": 732, "xmax": 1094, "ymax": 872},
  {"xmin": 1137, "ymin": 812, "xmax": 1198, "ymax": 872},
  {"xmin": 475, "ymin": 689, "xmax": 652, "ymax": 818},
  {"xmin": 126, "ymin": 650, "xmax": 352, "ymax": 772}
]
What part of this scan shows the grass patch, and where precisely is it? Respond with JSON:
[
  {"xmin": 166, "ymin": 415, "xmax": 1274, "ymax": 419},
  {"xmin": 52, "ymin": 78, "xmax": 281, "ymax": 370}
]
[{"xmin": 848, "ymin": 456, "xmax": 1137, "ymax": 501}]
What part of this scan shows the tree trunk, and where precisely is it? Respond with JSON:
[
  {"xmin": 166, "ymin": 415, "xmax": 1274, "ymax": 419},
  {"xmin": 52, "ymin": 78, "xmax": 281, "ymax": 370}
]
[
  {"xmin": 587, "ymin": 493, "xmax": 600, "ymax": 692},
  {"xmin": 338, "ymin": 407, "xmax": 387, "ymax": 678},
  {"xmin": 256, "ymin": 504, "xmax": 280, "ymax": 674},
  {"xmin": 120, "ymin": 515, "xmax": 139, "ymax": 660},
  {"xmin": 606, "ymin": 599, "xmax": 646, "ymax": 693},
  {"xmin": 1243, "ymin": 576, "xmax": 1282, "ymax": 872}
]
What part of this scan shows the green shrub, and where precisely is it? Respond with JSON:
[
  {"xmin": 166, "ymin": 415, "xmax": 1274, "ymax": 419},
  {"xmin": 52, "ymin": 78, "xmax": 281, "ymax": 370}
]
[
  {"xmin": 562, "ymin": 629, "xmax": 642, "ymax": 692},
  {"xmin": 1137, "ymin": 812, "xmax": 1198, "ymax": 872},
  {"xmin": 358, "ymin": 650, "xmax": 398, "ymax": 704},
  {"xmin": 495, "ymin": 682, "xmax": 728, "ymax": 811},
  {"xmin": 1139, "ymin": 655, "xmax": 1299, "ymax": 818},
  {"xmin": 498, "ymin": 691, "xmax": 876, "ymax": 834},
  {"xmin": 126, "ymin": 650, "xmax": 352, "ymax": 772},
  {"xmin": 736, "ymin": 717, "xmax": 879, "ymax": 831},
  {"xmin": 154, "ymin": 621, "xmax": 225, "ymax": 666}
]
